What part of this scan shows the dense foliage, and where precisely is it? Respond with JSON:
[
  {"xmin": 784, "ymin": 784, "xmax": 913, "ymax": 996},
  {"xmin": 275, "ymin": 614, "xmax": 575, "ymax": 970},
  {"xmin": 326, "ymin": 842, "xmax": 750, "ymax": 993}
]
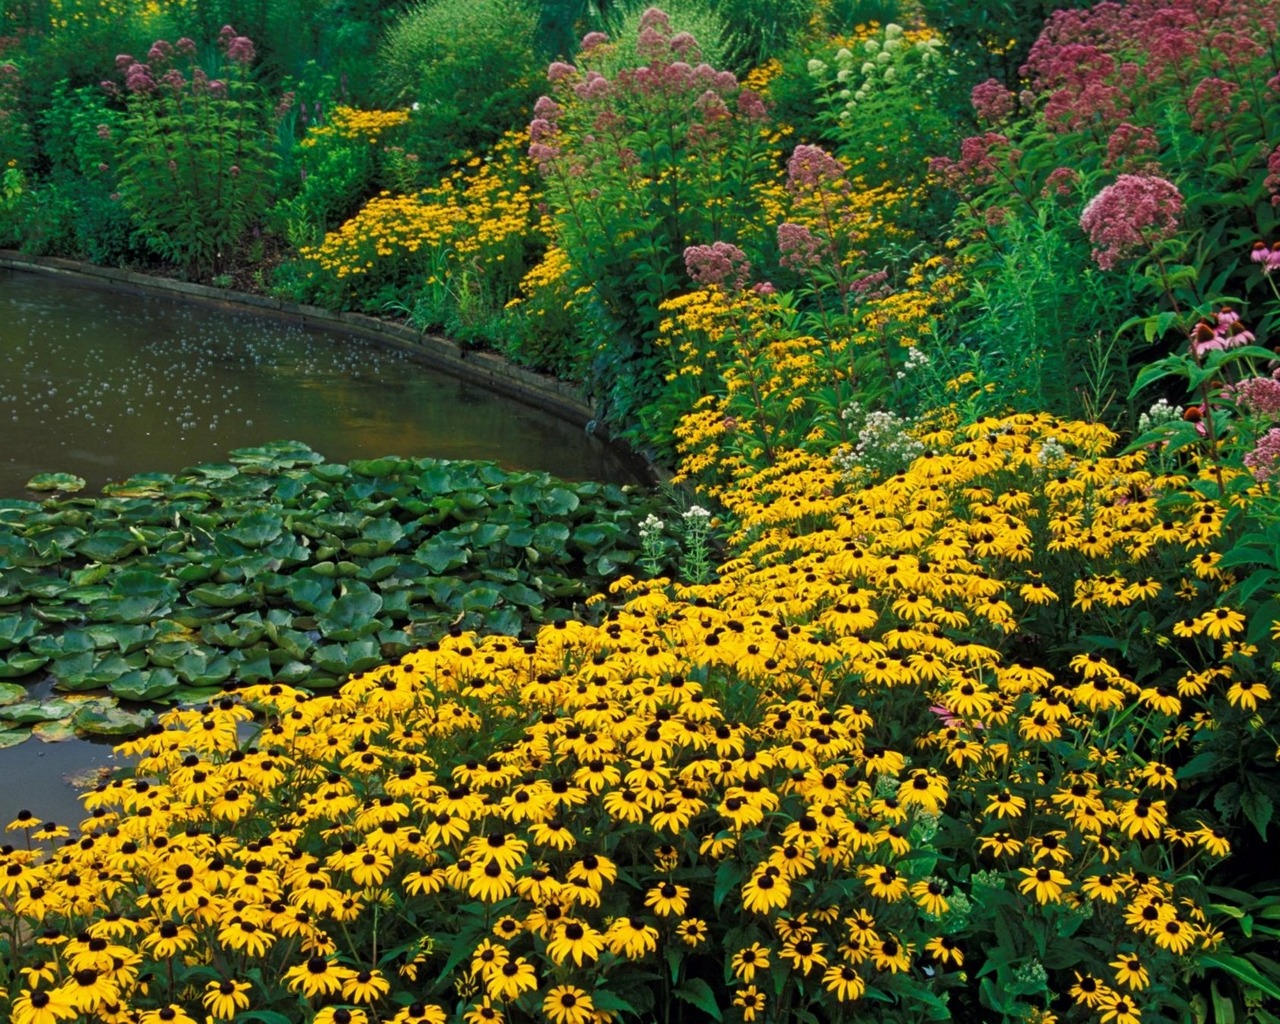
[{"xmin": 2, "ymin": 1, "xmax": 1280, "ymax": 1024}]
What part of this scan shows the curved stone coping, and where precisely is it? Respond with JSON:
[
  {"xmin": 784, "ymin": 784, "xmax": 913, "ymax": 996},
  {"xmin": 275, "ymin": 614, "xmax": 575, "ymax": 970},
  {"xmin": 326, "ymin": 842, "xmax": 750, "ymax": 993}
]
[{"xmin": 0, "ymin": 251, "xmax": 660, "ymax": 484}]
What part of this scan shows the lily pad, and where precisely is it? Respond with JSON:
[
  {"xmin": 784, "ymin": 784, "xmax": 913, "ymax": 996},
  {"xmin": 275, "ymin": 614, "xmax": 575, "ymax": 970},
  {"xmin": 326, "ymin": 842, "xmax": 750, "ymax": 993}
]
[
  {"xmin": 0, "ymin": 614, "xmax": 40, "ymax": 650},
  {"xmin": 72, "ymin": 704, "xmax": 151, "ymax": 737},
  {"xmin": 110, "ymin": 668, "xmax": 180, "ymax": 702},
  {"xmin": 0, "ymin": 651, "xmax": 51, "ymax": 678},
  {"xmin": 0, "ymin": 729, "xmax": 29, "ymax": 748},
  {"xmin": 0, "ymin": 682, "xmax": 28, "ymax": 705},
  {"xmin": 26, "ymin": 472, "xmax": 86, "ymax": 493},
  {"xmin": 32, "ymin": 719, "xmax": 78, "ymax": 743}
]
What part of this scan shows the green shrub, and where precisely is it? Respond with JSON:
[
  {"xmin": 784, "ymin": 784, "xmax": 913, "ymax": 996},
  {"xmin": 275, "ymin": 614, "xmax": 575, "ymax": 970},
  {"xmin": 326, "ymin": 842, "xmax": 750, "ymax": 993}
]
[{"xmin": 376, "ymin": 0, "xmax": 542, "ymax": 177}]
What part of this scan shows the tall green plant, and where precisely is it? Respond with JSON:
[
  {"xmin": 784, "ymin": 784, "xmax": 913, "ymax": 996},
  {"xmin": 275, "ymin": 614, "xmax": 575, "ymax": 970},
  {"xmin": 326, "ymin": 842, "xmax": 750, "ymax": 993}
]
[
  {"xmin": 531, "ymin": 6, "xmax": 775, "ymax": 428},
  {"xmin": 107, "ymin": 28, "xmax": 277, "ymax": 276}
]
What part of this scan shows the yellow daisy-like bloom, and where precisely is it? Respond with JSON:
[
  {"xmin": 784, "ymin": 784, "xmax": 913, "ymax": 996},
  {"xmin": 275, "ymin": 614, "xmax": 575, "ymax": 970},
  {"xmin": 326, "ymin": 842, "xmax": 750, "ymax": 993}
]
[
  {"xmin": 389, "ymin": 1003, "xmax": 448, "ymax": 1024},
  {"xmin": 1099, "ymin": 991, "xmax": 1142, "ymax": 1024},
  {"xmin": 201, "ymin": 979, "xmax": 252, "ymax": 1020},
  {"xmin": 741, "ymin": 866, "xmax": 791, "ymax": 913},
  {"xmin": 1016, "ymin": 866, "xmax": 1070, "ymax": 904},
  {"xmin": 822, "ymin": 961, "xmax": 866, "ymax": 1001},
  {"xmin": 542, "ymin": 985, "xmax": 595, "ymax": 1024},
  {"xmin": 779, "ymin": 936, "xmax": 828, "ymax": 975},
  {"xmin": 605, "ymin": 916, "xmax": 658, "ymax": 959},
  {"xmin": 731, "ymin": 943, "xmax": 771, "ymax": 982},
  {"xmin": 486, "ymin": 957, "xmax": 538, "ymax": 1002},
  {"xmin": 544, "ymin": 919, "xmax": 605, "ymax": 966},
  {"xmin": 312, "ymin": 1009, "xmax": 369, "ymax": 1024},
  {"xmin": 1226, "ymin": 680, "xmax": 1271, "ymax": 711},
  {"xmin": 732, "ymin": 984, "xmax": 767, "ymax": 1022},
  {"xmin": 1195, "ymin": 606, "xmax": 1245, "ymax": 639},
  {"xmin": 8, "ymin": 988, "xmax": 78, "ymax": 1024},
  {"xmin": 283, "ymin": 957, "xmax": 351, "ymax": 999},
  {"xmin": 138, "ymin": 1006, "xmax": 199, "ymax": 1024},
  {"xmin": 924, "ymin": 935, "xmax": 963, "ymax": 966},
  {"xmin": 341, "ymin": 969, "xmax": 391, "ymax": 1004},
  {"xmin": 643, "ymin": 881, "xmax": 689, "ymax": 916},
  {"xmin": 1115, "ymin": 797, "xmax": 1167, "ymax": 839},
  {"xmin": 869, "ymin": 934, "xmax": 913, "ymax": 973},
  {"xmin": 1109, "ymin": 953, "xmax": 1150, "ymax": 990},
  {"xmin": 909, "ymin": 878, "xmax": 949, "ymax": 916}
]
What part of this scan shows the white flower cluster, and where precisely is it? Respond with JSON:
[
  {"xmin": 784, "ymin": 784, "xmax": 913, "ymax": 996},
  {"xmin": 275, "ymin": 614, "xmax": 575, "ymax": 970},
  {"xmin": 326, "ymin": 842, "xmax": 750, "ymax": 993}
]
[
  {"xmin": 1137, "ymin": 397, "xmax": 1183, "ymax": 433},
  {"xmin": 809, "ymin": 24, "xmax": 944, "ymax": 117},
  {"xmin": 682, "ymin": 505, "xmax": 711, "ymax": 524},
  {"xmin": 638, "ymin": 513, "xmax": 665, "ymax": 541},
  {"xmin": 895, "ymin": 345, "xmax": 931, "ymax": 380},
  {"xmin": 1036, "ymin": 436, "xmax": 1068, "ymax": 467},
  {"xmin": 834, "ymin": 403, "xmax": 924, "ymax": 479}
]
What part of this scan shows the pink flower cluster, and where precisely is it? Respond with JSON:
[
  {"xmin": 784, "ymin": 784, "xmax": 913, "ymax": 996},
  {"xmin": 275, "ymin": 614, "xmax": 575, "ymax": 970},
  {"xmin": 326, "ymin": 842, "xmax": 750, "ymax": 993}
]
[
  {"xmin": 970, "ymin": 78, "xmax": 1015, "ymax": 124},
  {"xmin": 683, "ymin": 241, "xmax": 751, "ymax": 289},
  {"xmin": 1104, "ymin": 122, "xmax": 1159, "ymax": 172},
  {"xmin": 929, "ymin": 133, "xmax": 1018, "ymax": 191},
  {"xmin": 1188, "ymin": 308, "xmax": 1254, "ymax": 360},
  {"xmin": 1244, "ymin": 427, "xmax": 1280, "ymax": 481},
  {"xmin": 1231, "ymin": 373, "xmax": 1280, "ymax": 418},
  {"xmin": 1079, "ymin": 173, "xmax": 1182, "ymax": 270},
  {"xmin": 776, "ymin": 221, "xmax": 827, "ymax": 271},
  {"xmin": 1251, "ymin": 241, "xmax": 1280, "ymax": 274}
]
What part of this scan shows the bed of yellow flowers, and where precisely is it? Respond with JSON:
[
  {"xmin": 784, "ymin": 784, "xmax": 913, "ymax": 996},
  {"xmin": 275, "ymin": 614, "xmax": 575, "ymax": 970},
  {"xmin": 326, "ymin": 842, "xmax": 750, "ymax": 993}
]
[
  {"xmin": 1, "ymin": 410, "xmax": 1270, "ymax": 1024},
  {"xmin": 300, "ymin": 131, "xmax": 541, "ymax": 312}
]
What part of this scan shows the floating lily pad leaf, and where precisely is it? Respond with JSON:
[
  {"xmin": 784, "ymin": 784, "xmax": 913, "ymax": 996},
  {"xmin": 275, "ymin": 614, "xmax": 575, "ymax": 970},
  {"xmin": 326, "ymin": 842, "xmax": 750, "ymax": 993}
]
[
  {"xmin": 284, "ymin": 576, "xmax": 335, "ymax": 614},
  {"xmin": 26, "ymin": 472, "xmax": 86, "ymax": 493},
  {"xmin": 415, "ymin": 465, "xmax": 454, "ymax": 494},
  {"xmin": 343, "ymin": 638, "xmax": 384, "ymax": 673},
  {"xmin": 87, "ymin": 595, "xmax": 171, "ymax": 625},
  {"xmin": 501, "ymin": 582, "xmax": 545, "ymax": 609},
  {"xmin": 0, "ymin": 729, "xmax": 29, "ymax": 748},
  {"xmin": 32, "ymin": 719, "xmax": 78, "ymax": 743},
  {"xmin": 29, "ymin": 630, "xmax": 95, "ymax": 658},
  {"xmin": 201, "ymin": 619, "xmax": 265, "ymax": 648},
  {"xmin": 346, "ymin": 518, "xmax": 405, "ymax": 558},
  {"xmin": 233, "ymin": 652, "xmax": 274, "ymax": 683},
  {"xmin": 0, "ymin": 614, "xmax": 40, "ymax": 651},
  {"xmin": 274, "ymin": 660, "xmax": 312, "ymax": 684},
  {"xmin": 188, "ymin": 583, "xmax": 254, "ymax": 608},
  {"xmin": 49, "ymin": 650, "xmax": 100, "ymax": 691},
  {"xmin": 361, "ymin": 556, "xmax": 400, "ymax": 582},
  {"xmin": 571, "ymin": 523, "xmax": 620, "ymax": 550},
  {"xmin": 84, "ymin": 623, "xmax": 157, "ymax": 655},
  {"xmin": 19, "ymin": 575, "xmax": 67, "ymax": 600},
  {"xmin": 191, "ymin": 463, "xmax": 239, "ymax": 480},
  {"xmin": 0, "ymin": 651, "xmax": 49, "ymax": 678},
  {"xmin": 82, "ymin": 652, "xmax": 144, "ymax": 686},
  {"xmin": 536, "ymin": 486, "xmax": 580, "ymax": 516},
  {"xmin": 415, "ymin": 541, "xmax": 468, "ymax": 574},
  {"xmin": 75, "ymin": 531, "xmax": 139, "ymax": 563},
  {"xmin": 225, "ymin": 511, "xmax": 285, "ymax": 549},
  {"xmin": 72, "ymin": 704, "xmax": 150, "ymax": 737},
  {"xmin": 309, "ymin": 462, "xmax": 350, "ymax": 484},
  {"xmin": 317, "ymin": 587, "xmax": 384, "ymax": 641},
  {"xmin": 461, "ymin": 585, "xmax": 502, "ymax": 612},
  {"xmin": 485, "ymin": 608, "xmax": 524, "ymax": 637},
  {"xmin": 70, "ymin": 563, "xmax": 114, "ymax": 587},
  {"xmin": 1, "ymin": 699, "xmax": 76, "ymax": 724},
  {"xmin": 532, "ymin": 521, "xmax": 571, "ymax": 551},
  {"xmin": 380, "ymin": 590, "xmax": 412, "ymax": 618},
  {"xmin": 350, "ymin": 456, "xmax": 410, "ymax": 477},
  {"xmin": 30, "ymin": 604, "xmax": 82, "ymax": 624},
  {"xmin": 110, "ymin": 668, "xmax": 180, "ymax": 702},
  {"xmin": 229, "ymin": 441, "xmax": 323, "ymax": 469},
  {"xmin": 0, "ymin": 682, "xmax": 28, "ymax": 705}
]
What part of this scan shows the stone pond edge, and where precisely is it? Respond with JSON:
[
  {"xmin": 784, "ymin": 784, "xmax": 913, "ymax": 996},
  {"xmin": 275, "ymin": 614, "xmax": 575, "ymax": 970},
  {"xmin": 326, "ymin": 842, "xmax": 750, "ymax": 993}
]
[{"xmin": 0, "ymin": 251, "xmax": 661, "ymax": 486}]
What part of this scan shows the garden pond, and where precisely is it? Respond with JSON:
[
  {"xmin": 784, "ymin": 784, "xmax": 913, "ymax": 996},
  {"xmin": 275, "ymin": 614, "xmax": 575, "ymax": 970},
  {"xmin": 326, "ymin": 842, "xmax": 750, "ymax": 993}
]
[{"xmin": 0, "ymin": 268, "xmax": 647, "ymax": 828}]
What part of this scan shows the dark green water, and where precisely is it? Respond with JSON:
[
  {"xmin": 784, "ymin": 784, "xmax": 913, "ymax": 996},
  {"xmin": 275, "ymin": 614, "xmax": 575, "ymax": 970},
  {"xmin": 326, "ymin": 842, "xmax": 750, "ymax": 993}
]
[{"xmin": 0, "ymin": 267, "xmax": 631, "ymax": 830}]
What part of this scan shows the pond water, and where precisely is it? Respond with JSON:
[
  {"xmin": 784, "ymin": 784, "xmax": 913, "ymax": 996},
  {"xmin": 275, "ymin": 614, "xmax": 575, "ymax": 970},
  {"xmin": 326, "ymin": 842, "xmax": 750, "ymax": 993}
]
[{"xmin": 0, "ymin": 267, "xmax": 632, "ymax": 830}]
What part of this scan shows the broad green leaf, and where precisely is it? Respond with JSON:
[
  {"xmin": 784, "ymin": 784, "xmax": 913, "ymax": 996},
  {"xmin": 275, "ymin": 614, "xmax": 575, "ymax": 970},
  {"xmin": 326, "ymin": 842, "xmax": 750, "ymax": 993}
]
[
  {"xmin": 26, "ymin": 472, "xmax": 86, "ymax": 492},
  {"xmin": 0, "ymin": 729, "xmax": 29, "ymax": 748},
  {"xmin": 32, "ymin": 719, "xmax": 78, "ymax": 743},
  {"xmin": 72, "ymin": 704, "xmax": 151, "ymax": 737},
  {"xmin": 674, "ymin": 979, "xmax": 721, "ymax": 1021},
  {"xmin": 225, "ymin": 511, "xmax": 285, "ymax": 549},
  {"xmin": 0, "ymin": 682, "xmax": 28, "ymax": 705},
  {"xmin": 188, "ymin": 583, "xmax": 255, "ymax": 608},
  {"xmin": 316, "ymin": 586, "xmax": 384, "ymax": 640},
  {"xmin": 75, "ymin": 531, "xmax": 139, "ymax": 562},
  {"xmin": 0, "ymin": 614, "xmax": 40, "ymax": 651},
  {"xmin": 110, "ymin": 668, "xmax": 180, "ymax": 702}
]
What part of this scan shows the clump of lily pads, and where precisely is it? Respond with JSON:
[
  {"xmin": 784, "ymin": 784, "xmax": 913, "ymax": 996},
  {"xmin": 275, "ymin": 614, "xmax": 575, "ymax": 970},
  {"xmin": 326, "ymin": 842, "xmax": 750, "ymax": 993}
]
[{"xmin": 0, "ymin": 441, "xmax": 654, "ymax": 743}]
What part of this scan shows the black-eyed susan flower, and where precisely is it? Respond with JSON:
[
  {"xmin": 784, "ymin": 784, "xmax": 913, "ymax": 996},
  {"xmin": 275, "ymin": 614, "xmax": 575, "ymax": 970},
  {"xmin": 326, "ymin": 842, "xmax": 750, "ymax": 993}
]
[
  {"xmin": 910, "ymin": 878, "xmax": 949, "ymax": 915},
  {"xmin": 389, "ymin": 1003, "xmax": 448, "ymax": 1024},
  {"xmin": 545, "ymin": 919, "xmax": 605, "ymax": 966},
  {"xmin": 463, "ymin": 999, "xmax": 504, "ymax": 1024},
  {"xmin": 924, "ymin": 935, "xmax": 963, "ymax": 966},
  {"xmin": 732, "ymin": 985, "xmax": 766, "ymax": 1022},
  {"xmin": 731, "ymin": 943, "xmax": 771, "ymax": 982},
  {"xmin": 822, "ymin": 961, "xmax": 866, "ymax": 1001},
  {"xmin": 1226, "ymin": 679, "xmax": 1271, "ymax": 711},
  {"xmin": 201, "ymin": 979, "xmax": 252, "ymax": 1020},
  {"xmin": 860, "ymin": 864, "xmax": 908, "ymax": 901},
  {"xmin": 341, "ymin": 969, "xmax": 391, "ymax": 1004},
  {"xmin": 1017, "ymin": 866, "xmax": 1070, "ymax": 904},
  {"xmin": 779, "ymin": 936, "xmax": 827, "ymax": 975},
  {"xmin": 1109, "ymin": 953, "xmax": 1149, "ymax": 990},
  {"xmin": 542, "ymin": 985, "xmax": 594, "ymax": 1024},
  {"xmin": 138, "ymin": 1005, "xmax": 200, "ymax": 1024},
  {"xmin": 486, "ymin": 956, "xmax": 538, "ymax": 1001},
  {"xmin": 869, "ymin": 935, "xmax": 912, "ymax": 973},
  {"xmin": 676, "ymin": 918, "xmax": 709, "ymax": 947},
  {"xmin": 1152, "ymin": 917, "xmax": 1197, "ymax": 954},
  {"xmin": 1099, "ymin": 990, "xmax": 1143, "ymax": 1024},
  {"xmin": 284, "ymin": 956, "xmax": 350, "ymax": 998},
  {"xmin": 8, "ymin": 987, "xmax": 78, "ymax": 1024},
  {"xmin": 643, "ymin": 881, "xmax": 689, "ymax": 916},
  {"xmin": 741, "ymin": 866, "xmax": 791, "ymax": 913},
  {"xmin": 311, "ymin": 1009, "xmax": 368, "ymax": 1024},
  {"xmin": 605, "ymin": 916, "xmax": 658, "ymax": 959}
]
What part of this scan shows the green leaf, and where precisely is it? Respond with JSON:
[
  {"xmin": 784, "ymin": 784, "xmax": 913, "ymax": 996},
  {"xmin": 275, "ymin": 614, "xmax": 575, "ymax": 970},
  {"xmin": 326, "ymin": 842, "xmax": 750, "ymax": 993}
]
[
  {"xmin": 316, "ymin": 586, "xmax": 384, "ymax": 640},
  {"xmin": 225, "ymin": 511, "xmax": 285, "ymax": 548},
  {"xmin": 0, "ymin": 682, "xmax": 28, "ymax": 705},
  {"xmin": 674, "ymin": 978, "xmax": 722, "ymax": 1021},
  {"xmin": 0, "ymin": 729, "xmax": 30, "ymax": 748},
  {"xmin": 75, "ymin": 531, "xmax": 139, "ymax": 562},
  {"xmin": 72, "ymin": 703, "xmax": 151, "ymax": 737},
  {"xmin": 110, "ymin": 668, "xmax": 180, "ymax": 702},
  {"xmin": 1238, "ymin": 786, "xmax": 1274, "ymax": 839},
  {"xmin": 188, "ymin": 583, "xmax": 255, "ymax": 608},
  {"xmin": 32, "ymin": 719, "xmax": 78, "ymax": 743},
  {"xmin": 26, "ymin": 472, "xmax": 86, "ymax": 493},
  {"xmin": 714, "ymin": 859, "xmax": 743, "ymax": 913},
  {"xmin": 1199, "ymin": 952, "xmax": 1280, "ymax": 1002}
]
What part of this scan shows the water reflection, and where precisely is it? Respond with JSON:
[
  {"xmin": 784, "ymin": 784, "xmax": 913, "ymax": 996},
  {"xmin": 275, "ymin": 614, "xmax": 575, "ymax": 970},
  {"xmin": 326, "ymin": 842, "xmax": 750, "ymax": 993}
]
[{"xmin": 0, "ymin": 268, "xmax": 631, "ymax": 495}]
